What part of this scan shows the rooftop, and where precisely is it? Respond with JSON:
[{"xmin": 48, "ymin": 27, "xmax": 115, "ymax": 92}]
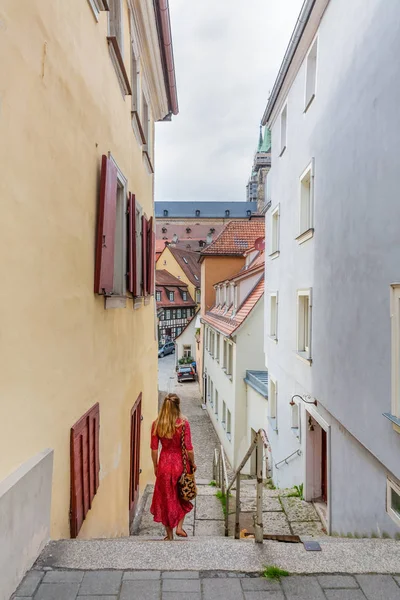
[
  {"xmin": 166, "ymin": 246, "xmax": 201, "ymax": 287},
  {"xmin": 155, "ymin": 201, "xmax": 258, "ymax": 219},
  {"xmin": 244, "ymin": 370, "xmax": 269, "ymax": 399},
  {"xmin": 201, "ymin": 220, "xmax": 265, "ymax": 256},
  {"xmin": 202, "ymin": 275, "xmax": 264, "ymax": 336},
  {"xmin": 155, "ymin": 269, "xmax": 188, "ymax": 287}
]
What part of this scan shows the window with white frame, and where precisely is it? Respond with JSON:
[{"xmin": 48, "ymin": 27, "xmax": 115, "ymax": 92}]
[
  {"xmin": 196, "ymin": 289, "xmax": 201, "ymax": 303},
  {"xmin": 110, "ymin": 157, "xmax": 127, "ymax": 298},
  {"xmin": 168, "ymin": 291, "xmax": 174, "ymax": 301},
  {"xmin": 182, "ymin": 291, "xmax": 187, "ymax": 301},
  {"xmin": 227, "ymin": 410, "xmax": 232, "ymax": 440},
  {"xmin": 165, "ymin": 309, "xmax": 171, "ymax": 320},
  {"xmin": 280, "ymin": 105, "xmax": 287, "ymax": 155},
  {"xmin": 210, "ymin": 380, "xmax": 214, "ymax": 407},
  {"xmin": 222, "ymin": 400, "xmax": 226, "ymax": 427},
  {"xmin": 269, "ymin": 378, "xmax": 277, "ymax": 423},
  {"xmin": 387, "ymin": 478, "xmax": 400, "ymax": 527},
  {"xmin": 270, "ymin": 293, "xmax": 278, "ymax": 341},
  {"xmin": 390, "ymin": 285, "xmax": 400, "ymax": 420},
  {"xmin": 214, "ymin": 389, "xmax": 219, "ymax": 416},
  {"xmin": 156, "ymin": 290, "xmax": 161, "ymax": 302},
  {"xmin": 227, "ymin": 343, "xmax": 233, "ymax": 377},
  {"xmin": 298, "ymin": 161, "xmax": 314, "ymax": 240},
  {"xmin": 109, "ymin": 0, "xmax": 123, "ymax": 49},
  {"xmin": 177, "ymin": 308, "xmax": 182, "ymax": 319},
  {"xmin": 271, "ymin": 205, "xmax": 280, "ymax": 256},
  {"xmin": 233, "ymin": 285, "xmax": 238, "ymax": 312},
  {"xmin": 297, "ymin": 290, "xmax": 312, "ymax": 361},
  {"xmin": 205, "ymin": 327, "xmax": 209, "ymax": 351},
  {"xmin": 183, "ymin": 345, "xmax": 192, "ymax": 358},
  {"xmin": 305, "ymin": 37, "xmax": 318, "ymax": 111},
  {"xmin": 291, "ymin": 401, "xmax": 301, "ymax": 440},
  {"xmin": 216, "ymin": 333, "xmax": 220, "ymax": 362},
  {"xmin": 207, "ymin": 375, "xmax": 210, "ymax": 401},
  {"xmin": 87, "ymin": 0, "xmax": 108, "ymax": 20},
  {"xmin": 223, "ymin": 339, "xmax": 228, "ymax": 370}
]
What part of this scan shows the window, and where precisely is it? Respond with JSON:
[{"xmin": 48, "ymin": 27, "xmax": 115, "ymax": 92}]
[
  {"xmin": 210, "ymin": 380, "xmax": 214, "ymax": 407},
  {"xmin": 165, "ymin": 309, "xmax": 171, "ymax": 320},
  {"xmin": 269, "ymin": 378, "xmax": 277, "ymax": 423},
  {"xmin": 227, "ymin": 410, "xmax": 232, "ymax": 440},
  {"xmin": 70, "ymin": 404, "xmax": 100, "ymax": 537},
  {"xmin": 298, "ymin": 160, "xmax": 315, "ymax": 242},
  {"xmin": 142, "ymin": 93, "xmax": 153, "ymax": 171},
  {"xmin": 390, "ymin": 285, "xmax": 400, "ymax": 423},
  {"xmin": 182, "ymin": 308, "xmax": 187, "ymax": 318},
  {"xmin": 196, "ymin": 289, "xmax": 201, "ymax": 303},
  {"xmin": 214, "ymin": 390, "xmax": 219, "ymax": 417},
  {"xmin": 177, "ymin": 309, "xmax": 182, "ymax": 319},
  {"xmin": 156, "ymin": 291, "xmax": 161, "ymax": 302},
  {"xmin": 129, "ymin": 394, "xmax": 142, "ymax": 520},
  {"xmin": 171, "ymin": 309, "xmax": 176, "ymax": 320},
  {"xmin": 305, "ymin": 37, "xmax": 318, "ymax": 111},
  {"xmin": 168, "ymin": 291, "xmax": 174, "ymax": 301},
  {"xmin": 233, "ymin": 285, "xmax": 238, "ymax": 312},
  {"xmin": 271, "ymin": 205, "xmax": 280, "ymax": 256},
  {"xmin": 182, "ymin": 291, "xmax": 188, "ymax": 301},
  {"xmin": 270, "ymin": 293, "xmax": 278, "ymax": 341},
  {"xmin": 107, "ymin": 1, "xmax": 131, "ymax": 96},
  {"xmin": 176, "ymin": 327, "xmax": 182, "ymax": 336},
  {"xmin": 162, "ymin": 227, "xmax": 167, "ymax": 233},
  {"xmin": 216, "ymin": 333, "xmax": 220, "ymax": 362},
  {"xmin": 387, "ymin": 479, "xmax": 400, "ymax": 527},
  {"xmin": 87, "ymin": 0, "xmax": 108, "ymax": 20},
  {"xmin": 163, "ymin": 210, "xmax": 168, "ymax": 217},
  {"xmin": 183, "ymin": 345, "xmax": 192, "ymax": 358},
  {"xmin": 291, "ymin": 401, "xmax": 301, "ymax": 440},
  {"xmin": 297, "ymin": 290, "xmax": 312, "ymax": 362},
  {"xmin": 130, "ymin": 47, "xmax": 144, "ymax": 143},
  {"xmin": 196, "ymin": 209, "xmax": 200, "ymax": 217},
  {"xmin": 280, "ymin": 105, "xmax": 287, "ymax": 155},
  {"xmin": 222, "ymin": 401, "xmax": 226, "ymax": 427},
  {"xmin": 227, "ymin": 343, "xmax": 233, "ymax": 377}
]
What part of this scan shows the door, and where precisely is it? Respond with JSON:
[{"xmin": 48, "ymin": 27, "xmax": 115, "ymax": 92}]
[
  {"xmin": 321, "ymin": 428, "xmax": 328, "ymax": 503},
  {"xmin": 129, "ymin": 394, "xmax": 142, "ymax": 524}
]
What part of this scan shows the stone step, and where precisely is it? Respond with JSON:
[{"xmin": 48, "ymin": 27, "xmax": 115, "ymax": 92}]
[{"xmin": 34, "ymin": 537, "xmax": 400, "ymax": 575}]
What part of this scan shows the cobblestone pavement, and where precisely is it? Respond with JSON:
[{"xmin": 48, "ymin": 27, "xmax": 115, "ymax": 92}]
[{"xmin": 13, "ymin": 569, "xmax": 400, "ymax": 600}]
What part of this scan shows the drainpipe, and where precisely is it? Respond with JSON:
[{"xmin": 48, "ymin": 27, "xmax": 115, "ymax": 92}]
[{"xmin": 157, "ymin": 0, "xmax": 179, "ymax": 116}]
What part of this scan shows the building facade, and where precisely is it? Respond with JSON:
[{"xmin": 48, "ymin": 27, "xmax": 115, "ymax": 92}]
[
  {"xmin": 156, "ymin": 245, "xmax": 201, "ymax": 307},
  {"xmin": 156, "ymin": 270, "xmax": 196, "ymax": 343},
  {"xmin": 263, "ymin": 0, "xmax": 400, "ymax": 536},
  {"xmin": 0, "ymin": 1, "xmax": 177, "ymax": 593}
]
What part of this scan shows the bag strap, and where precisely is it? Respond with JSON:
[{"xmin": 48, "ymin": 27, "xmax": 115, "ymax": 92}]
[{"xmin": 180, "ymin": 421, "xmax": 188, "ymax": 474}]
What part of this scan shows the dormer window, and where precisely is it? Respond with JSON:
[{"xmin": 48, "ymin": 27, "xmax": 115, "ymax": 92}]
[
  {"xmin": 182, "ymin": 291, "xmax": 187, "ymax": 301},
  {"xmin": 168, "ymin": 291, "xmax": 174, "ymax": 301},
  {"xmin": 162, "ymin": 227, "xmax": 167, "ymax": 233},
  {"xmin": 186, "ymin": 227, "xmax": 191, "ymax": 233},
  {"xmin": 163, "ymin": 210, "xmax": 168, "ymax": 217},
  {"xmin": 225, "ymin": 209, "xmax": 230, "ymax": 217},
  {"xmin": 233, "ymin": 285, "xmax": 238, "ymax": 311},
  {"xmin": 195, "ymin": 209, "xmax": 200, "ymax": 217},
  {"xmin": 183, "ymin": 257, "xmax": 188, "ymax": 264},
  {"xmin": 156, "ymin": 291, "xmax": 161, "ymax": 302},
  {"xmin": 247, "ymin": 209, "xmax": 252, "ymax": 217},
  {"xmin": 210, "ymin": 228, "xmax": 215, "ymax": 234}
]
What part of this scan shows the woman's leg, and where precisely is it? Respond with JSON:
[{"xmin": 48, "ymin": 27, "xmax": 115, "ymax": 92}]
[
  {"xmin": 164, "ymin": 526, "xmax": 173, "ymax": 540},
  {"xmin": 176, "ymin": 516, "xmax": 187, "ymax": 536}
]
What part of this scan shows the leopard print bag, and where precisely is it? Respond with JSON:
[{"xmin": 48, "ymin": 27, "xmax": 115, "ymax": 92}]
[{"xmin": 178, "ymin": 422, "xmax": 197, "ymax": 501}]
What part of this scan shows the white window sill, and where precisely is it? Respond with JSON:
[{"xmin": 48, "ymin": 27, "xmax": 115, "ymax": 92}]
[
  {"xmin": 268, "ymin": 417, "xmax": 278, "ymax": 432},
  {"xmin": 143, "ymin": 149, "xmax": 154, "ymax": 175},
  {"xmin": 304, "ymin": 93, "xmax": 315, "ymax": 113},
  {"xmin": 296, "ymin": 352, "xmax": 312, "ymax": 366},
  {"xmin": 383, "ymin": 412, "xmax": 400, "ymax": 434},
  {"xmin": 279, "ymin": 146, "xmax": 286, "ymax": 157},
  {"xmin": 269, "ymin": 250, "xmax": 280, "ymax": 260},
  {"xmin": 105, "ymin": 295, "xmax": 127, "ymax": 309},
  {"xmin": 296, "ymin": 228, "xmax": 314, "ymax": 245}
]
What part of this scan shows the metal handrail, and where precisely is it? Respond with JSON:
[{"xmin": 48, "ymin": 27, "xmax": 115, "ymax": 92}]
[
  {"xmin": 213, "ymin": 429, "xmax": 269, "ymax": 543},
  {"xmin": 275, "ymin": 449, "xmax": 301, "ymax": 469}
]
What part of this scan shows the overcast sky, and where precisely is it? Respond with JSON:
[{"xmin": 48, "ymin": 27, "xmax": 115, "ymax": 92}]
[{"xmin": 154, "ymin": 0, "xmax": 304, "ymax": 204}]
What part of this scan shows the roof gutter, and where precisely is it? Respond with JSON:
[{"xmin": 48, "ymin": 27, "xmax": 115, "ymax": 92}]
[
  {"xmin": 154, "ymin": 0, "xmax": 179, "ymax": 116},
  {"xmin": 261, "ymin": 0, "xmax": 316, "ymax": 125}
]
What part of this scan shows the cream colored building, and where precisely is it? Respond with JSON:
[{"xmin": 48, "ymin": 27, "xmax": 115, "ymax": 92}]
[{"xmin": 0, "ymin": 1, "xmax": 177, "ymax": 594}]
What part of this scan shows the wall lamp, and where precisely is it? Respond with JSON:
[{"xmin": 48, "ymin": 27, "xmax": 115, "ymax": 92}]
[{"xmin": 289, "ymin": 394, "xmax": 317, "ymax": 407}]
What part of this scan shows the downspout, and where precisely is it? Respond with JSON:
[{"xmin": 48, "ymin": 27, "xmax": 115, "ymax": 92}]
[
  {"xmin": 157, "ymin": 0, "xmax": 179, "ymax": 116},
  {"xmin": 261, "ymin": 0, "xmax": 316, "ymax": 125}
]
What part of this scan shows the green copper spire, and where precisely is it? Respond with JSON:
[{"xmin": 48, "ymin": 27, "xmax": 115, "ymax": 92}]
[{"xmin": 260, "ymin": 127, "xmax": 271, "ymax": 152}]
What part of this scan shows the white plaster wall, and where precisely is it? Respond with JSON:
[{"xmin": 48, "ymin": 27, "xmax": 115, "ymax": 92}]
[
  {"xmin": 238, "ymin": 273, "xmax": 262, "ymax": 306},
  {"xmin": 265, "ymin": 0, "xmax": 400, "ymax": 532},
  {"xmin": 175, "ymin": 318, "xmax": 196, "ymax": 362},
  {"xmin": 0, "ymin": 449, "xmax": 53, "ymax": 600}
]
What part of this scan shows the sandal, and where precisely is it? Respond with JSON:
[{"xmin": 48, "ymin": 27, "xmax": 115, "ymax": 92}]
[
  {"xmin": 163, "ymin": 536, "xmax": 173, "ymax": 541},
  {"xmin": 176, "ymin": 529, "xmax": 188, "ymax": 538}
]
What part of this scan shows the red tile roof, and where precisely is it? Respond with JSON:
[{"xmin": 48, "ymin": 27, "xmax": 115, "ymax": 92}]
[
  {"xmin": 218, "ymin": 251, "xmax": 265, "ymax": 284},
  {"xmin": 155, "ymin": 269, "xmax": 185, "ymax": 286},
  {"xmin": 156, "ymin": 270, "xmax": 196, "ymax": 308},
  {"xmin": 203, "ymin": 275, "xmax": 264, "ymax": 336},
  {"xmin": 163, "ymin": 246, "xmax": 201, "ymax": 287},
  {"xmin": 200, "ymin": 219, "xmax": 265, "ymax": 256}
]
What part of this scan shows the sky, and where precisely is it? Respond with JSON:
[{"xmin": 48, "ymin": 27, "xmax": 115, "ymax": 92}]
[{"xmin": 154, "ymin": 0, "xmax": 304, "ymax": 204}]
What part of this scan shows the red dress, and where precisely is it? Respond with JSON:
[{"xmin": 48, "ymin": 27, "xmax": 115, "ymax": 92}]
[{"xmin": 150, "ymin": 418, "xmax": 194, "ymax": 528}]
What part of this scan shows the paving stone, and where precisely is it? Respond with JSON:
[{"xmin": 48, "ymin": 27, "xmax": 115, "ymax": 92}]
[
  {"xmin": 79, "ymin": 571, "xmax": 122, "ymax": 595},
  {"xmin": 120, "ymin": 580, "xmax": 161, "ymax": 600},
  {"xmin": 162, "ymin": 571, "xmax": 199, "ymax": 578},
  {"xmin": 356, "ymin": 575, "xmax": 400, "ymax": 599},
  {"xmin": 324, "ymin": 591, "xmax": 367, "ymax": 600},
  {"xmin": 318, "ymin": 576, "xmax": 359, "ymax": 589},
  {"xmin": 35, "ymin": 582, "xmax": 80, "ymax": 600},
  {"xmin": 195, "ymin": 519, "xmax": 226, "ymax": 536},
  {"xmin": 262, "ymin": 512, "xmax": 292, "ymax": 535},
  {"xmin": 290, "ymin": 520, "xmax": 327, "ymax": 537},
  {"xmin": 196, "ymin": 485, "xmax": 221, "ymax": 496},
  {"xmin": 77, "ymin": 597, "xmax": 117, "ymax": 600},
  {"xmin": 280, "ymin": 497, "xmax": 320, "ymax": 522},
  {"xmin": 195, "ymin": 495, "xmax": 225, "ymax": 520},
  {"xmin": 241, "ymin": 496, "xmax": 282, "ymax": 512},
  {"xmin": 202, "ymin": 577, "xmax": 244, "ymax": 600},
  {"xmin": 43, "ymin": 571, "xmax": 84, "ymax": 584},
  {"xmin": 162, "ymin": 578, "xmax": 201, "ymax": 592},
  {"xmin": 395, "ymin": 576, "xmax": 400, "ymax": 586},
  {"xmin": 282, "ymin": 575, "xmax": 325, "ymax": 599},
  {"xmin": 123, "ymin": 571, "xmax": 161, "ymax": 580},
  {"xmin": 162, "ymin": 593, "xmax": 201, "ymax": 600},
  {"xmin": 16, "ymin": 571, "xmax": 44, "ymax": 596},
  {"xmin": 244, "ymin": 592, "xmax": 285, "ymax": 600},
  {"xmin": 241, "ymin": 578, "xmax": 282, "ymax": 591}
]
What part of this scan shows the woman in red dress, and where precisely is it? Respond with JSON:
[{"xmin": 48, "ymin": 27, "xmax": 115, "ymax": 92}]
[{"xmin": 150, "ymin": 393, "xmax": 196, "ymax": 540}]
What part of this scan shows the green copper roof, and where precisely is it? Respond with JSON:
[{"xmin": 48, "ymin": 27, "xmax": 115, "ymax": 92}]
[
  {"xmin": 260, "ymin": 127, "xmax": 271, "ymax": 152},
  {"xmin": 257, "ymin": 125, "xmax": 263, "ymax": 152}
]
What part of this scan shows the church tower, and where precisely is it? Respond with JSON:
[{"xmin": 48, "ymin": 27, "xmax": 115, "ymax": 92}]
[{"xmin": 246, "ymin": 125, "xmax": 271, "ymax": 212}]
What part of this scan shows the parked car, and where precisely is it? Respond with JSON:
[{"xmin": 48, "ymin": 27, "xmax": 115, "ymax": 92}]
[
  {"xmin": 158, "ymin": 341, "xmax": 175, "ymax": 358},
  {"xmin": 177, "ymin": 365, "xmax": 196, "ymax": 383}
]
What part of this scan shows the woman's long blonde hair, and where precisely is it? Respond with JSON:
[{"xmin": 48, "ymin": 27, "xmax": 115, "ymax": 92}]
[{"xmin": 154, "ymin": 393, "xmax": 183, "ymax": 438}]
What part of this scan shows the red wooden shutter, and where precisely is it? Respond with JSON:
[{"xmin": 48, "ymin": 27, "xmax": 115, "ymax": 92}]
[
  {"xmin": 147, "ymin": 217, "xmax": 155, "ymax": 295},
  {"xmin": 128, "ymin": 193, "xmax": 137, "ymax": 295},
  {"xmin": 70, "ymin": 403, "xmax": 100, "ymax": 538},
  {"xmin": 94, "ymin": 155, "xmax": 117, "ymax": 295},
  {"xmin": 142, "ymin": 216, "xmax": 148, "ymax": 296},
  {"xmin": 129, "ymin": 394, "xmax": 142, "ymax": 524}
]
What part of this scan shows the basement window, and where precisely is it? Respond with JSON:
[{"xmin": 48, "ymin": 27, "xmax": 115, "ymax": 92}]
[{"xmin": 387, "ymin": 478, "xmax": 400, "ymax": 527}]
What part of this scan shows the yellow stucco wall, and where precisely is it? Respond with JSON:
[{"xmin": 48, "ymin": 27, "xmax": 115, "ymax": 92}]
[
  {"xmin": 200, "ymin": 257, "xmax": 245, "ymax": 315},
  {"xmin": 156, "ymin": 247, "xmax": 197, "ymax": 302},
  {"xmin": 0, "ymin": 0, "xmax": 162, "ymax": 539}
]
